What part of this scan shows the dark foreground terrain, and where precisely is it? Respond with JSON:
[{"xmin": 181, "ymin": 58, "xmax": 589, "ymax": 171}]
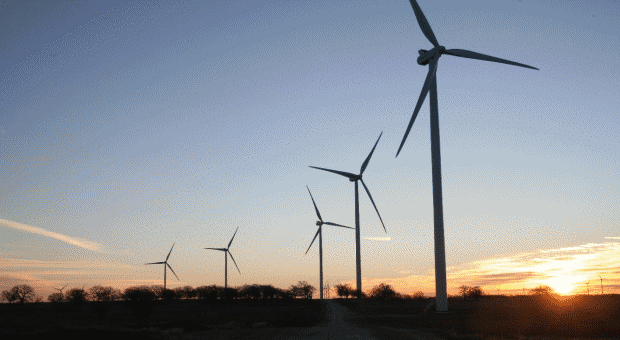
[
  {"xmin": 339, "ymin": 294, "xmax": 620, "ymax": 339},
  {"xmin": 2, "ymin": 295, "xmax": 620, "ymax": 339}
]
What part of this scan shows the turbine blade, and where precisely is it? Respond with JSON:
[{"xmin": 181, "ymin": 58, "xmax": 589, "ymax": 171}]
[
  {"xmin": 306, "ymin": 186, "xmax": 323, "ymax": 222},
  {"xmin": 227, "ymin": 251, "xmax": 241, "ymax": 274},
  {"xmin": 324, "ymin": 222, "xmax": 354, "ymax": 230},
  {"xmin": 408, "ymin": 0, "xmax": 439, "ymax": 47},
  {"xmin": 145, "ymin": 262, "xmax": 165, "ymax": 265},
  {"xmin": 166, "ymin": 243, "xmax": 175, "ymax": 261},
  {"xmin": 228, "ymin": 227, "xmax": 239, "ymax": 248},
  {"xmin": 396, "ymin": 57, "xmax": 439, "ymax": 157},
  {"xmin": 360, "ymin": 179, "xmax": 387, "ymax": 233},
  {"xmin": 309, "ymin": 166, "xmax": 357, "ymax": 180},
  {"xmin": 305, "ymin": 228, "xmax": 321, "ymax": 255},
  {"xmin": 167, "ymin": 263, "xmax": 180, "ymax": 281},
  {"xmin": 444, "ymin": 49, "xmax": 538, "ymax": 70},
  {"xmin": 204, "ymin": 247, "xmax": 227, "ymax": 251},
  {"xmin": 360, "ymin": 132, "xmax": 382, "ymax": 175}
]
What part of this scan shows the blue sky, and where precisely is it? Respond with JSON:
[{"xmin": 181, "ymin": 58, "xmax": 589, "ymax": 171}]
[{"xmin": 1, "ymin": 0, "xmax": 619, "ymax": 297}]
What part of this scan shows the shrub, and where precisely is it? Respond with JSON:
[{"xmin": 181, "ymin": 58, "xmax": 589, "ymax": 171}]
[
  {"xmin": 334, "ymin": 283, "xmax": 353, "ymax": 299},
  {"xmin": 369, "ymin": 283, "xmax": 397, "ymax": 300},
  {"xmin": 48, "ymin": 292, "xmax": 64, "ymax": 303},
  {"xmin": 459, "ymin": 285, "xmax": 484, "ymax": 299}
]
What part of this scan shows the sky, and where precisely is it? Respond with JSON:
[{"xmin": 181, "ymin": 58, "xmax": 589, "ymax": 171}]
[{"xmin": 1, "ymin": 0, "xmax": 619, "ymax": 299}]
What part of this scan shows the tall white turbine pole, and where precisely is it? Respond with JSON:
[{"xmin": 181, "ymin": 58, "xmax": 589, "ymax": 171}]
[
  {"xmin": 225, "ymin": 251, "xmax": 228, "ymax": 290},
  {"xmin": 430, "ymin": 75, "xmax": 447, "ymax": 312},
  {"xmin": 319, "ymin": 228, "xmax": 323, "ymax": 300},
  {"xmin": 164, "ymin": 263, "xmax": 167, "ymax": 291},
  {"xmin": 354, "ymin": 180, "xmax": 362, "ymax": 298}
]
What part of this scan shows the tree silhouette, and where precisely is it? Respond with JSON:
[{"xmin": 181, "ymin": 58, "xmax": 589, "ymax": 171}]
[
  {"xmin": 369, "ymin": 283, "xmax": 397, "ymax": 299},
  {"xmin": 334, "ymin": 283, "xmax": 353, "ymax": 299},
  {"xmin": 66, "ymin": 287, "xmax": 88, "ymax": 304},
  {"xmin": 289, "ymin": 281, "xmax": 315, "ymax": 299},
  {"xmin": 6, "ymin": 285, "xmax": 36, "ymax": 304},
  {"xmin": 89, "ymin": 285, "xmax": 120, "ymax": 302},
  {"xmin": 48, "ymin": 292, "xmax": 64, "ymax": 303},
  {"xmin": 459, "ymin": 285, "xmax": 484, "ymax": 299},
  {"xmin": 530, "ymin": 285, "xmax": 554, "ymax": 296}
]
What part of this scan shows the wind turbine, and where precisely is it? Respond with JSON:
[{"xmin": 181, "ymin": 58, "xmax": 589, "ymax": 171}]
[
  {"xmin": 396, "ymin": 0, "xmax": 538, "ymax": 312},
  {"xmin": 599, "ymin": 274, "xmax": 604, "ymax": 294},
  {"xmin": 53, "ymin": 284, "xmax": 68, "ymax": 301},
  {"xmin": 205, "ymin": 228, "xmax": 241, "ymax": 290},
  {"xmin": 305, "ymin": 185, "xmax": 354, "ymax": 300},
  {"xmin": 144, "ymin": 243, "xmax": 179, "ymax": 291},
  {"xmin": 310, "ymin": 132, "xmax": 386, "ymax": 298}
]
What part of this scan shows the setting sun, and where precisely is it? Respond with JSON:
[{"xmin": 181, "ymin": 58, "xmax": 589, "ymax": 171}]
[{"xmin": 546, "ymin": 275, "xmax": 587, "ymax": 295}]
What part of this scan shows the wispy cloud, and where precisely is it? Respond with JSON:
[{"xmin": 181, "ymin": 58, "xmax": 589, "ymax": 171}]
[
  {"xmin": 363, "ymin": 236, "xmax": 391, "ymax": 242},
  {"xmin": 0, "ymin": 219, "xmax": 102, "ymax": 251},
  {"xmin": 605, "ymin": 237, "xmax": 620, "ymax": 240}
]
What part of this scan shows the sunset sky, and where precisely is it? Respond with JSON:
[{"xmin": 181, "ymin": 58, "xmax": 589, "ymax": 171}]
[{"xmin": 1, "ymin": 0, "xmax": 619, "ymax": 299}]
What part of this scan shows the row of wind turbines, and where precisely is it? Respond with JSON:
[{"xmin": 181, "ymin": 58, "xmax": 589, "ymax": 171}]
[
  {"xmin": 303, "ymin": 0, "xmax": 538, "ymax": 312},
  {"xmin": 144, "ymin": 0, "xmax": 539, "ymax": 312}
]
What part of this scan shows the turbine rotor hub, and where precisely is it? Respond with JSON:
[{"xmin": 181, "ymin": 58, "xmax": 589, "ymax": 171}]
[
  {"xmin": 316, "ymin": 221, "xmax": 322, "ymax": 226},
  {"xmin": 417, "ymin": 46, "xmax": 445, "ymax": 66},
  {"xmin": 349, "ymin": 175, "xmax": 361, "ymax": 182}
]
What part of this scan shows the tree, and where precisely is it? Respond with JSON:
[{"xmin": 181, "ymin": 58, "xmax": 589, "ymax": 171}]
[
  {"xmin": 369, "ymin": 283, "xmax": 397, "ymax": 300},
  {"xmin": 195, "ymin": 285, "xmax": 221, "ymax": 300},
  {"xmin": 89, "ymin": 285, "xmax": 120, "ymax": 302},
  {"xmin": 288, "ymin": 281, "xmax": 315, "ymax": 299},
  {"xmin": 48, "ymin": 292, "xmax": 64, "ymax": 303},
  {"xmin": 7, "ymin": 285, "xmax": 36, "ymax": 304},
  {"xmin": 411, "ymin": 291, "xmax": 425, "ymax": 299},
  {"xmin": 458, "ymin": 285, "xmax": 484, "ymax": 299},
  {"xmin": 173, "ymin": 285, "xmax": 196, "ymax": 299},
  {"xmin": 66, "ymin": 287, "xmax": 88, "ymax": 303},
  {"xmin": 2, "ymin": 289, "xmax": 17, "ymax": 303},
  {"xmin": 334, "ymin": 283, "xmax": 353, "ymax": 299},
  {"xmin": 123, "ymin": 286, "xmax": 157, "ymax": 301},
  {"xmin": 530, "ymin": 285, "xmax": 553, "ymax": 296}
]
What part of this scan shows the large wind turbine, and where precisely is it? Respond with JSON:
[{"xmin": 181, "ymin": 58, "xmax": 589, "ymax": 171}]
[
  {"xmin": 310, "ymin": 132, "xmax": 386, "ymax": 298},
  {"xmin": 205, "ymin": 228, "xmax": 241, "ymax": 290},
  {"xmin": 144, "ymin": 243, "xmax": 180, "ymax": 291},
  {"xmin": 305, "ymin": 185, "xmax": 354, "ymax": 300},
  {"xmin": 397, "ymin": 0, "xmax": 538, "ymax": 312}
]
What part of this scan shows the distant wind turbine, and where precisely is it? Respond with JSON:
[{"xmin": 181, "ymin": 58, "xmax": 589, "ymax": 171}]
[
  {"xmin": 310, "ymin": 132, "xmax": 387, "ymax": 298},
  {"xmin": 396, "ymin": 0, "xmax": 538, "ymax": 312},
  {"xmin": 305, "ymin": 186, "xmax": 354, "ymax": 300},
  {"xmin": 205, "ymin": 228, "xmax": 241, "ymax": 290},
  {"xmin": 599, "ymin": 274, "xmax": 604, "ymax": 294},
  {"xmin": 144, "ymin": 243, "xmax": 179, "ymax": 291}
]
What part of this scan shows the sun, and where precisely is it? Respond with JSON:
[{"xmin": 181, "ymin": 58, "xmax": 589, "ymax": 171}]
[{"xmin": 546, "ymin": 275, "xmax": 586, "ymax": 295}]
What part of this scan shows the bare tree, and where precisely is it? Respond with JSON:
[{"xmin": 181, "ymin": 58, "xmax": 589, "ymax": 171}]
[
  {"xmin": 89, "ymin": 285, "xmax": 120, "ymax": 302},
  {"xmin": 66, "ymin": 287, "xmax": 88, "ymax": 303},
  {"xmin": 8, "ymin": 285, "xmax": 36, "ymax": 304},
  {"xmin": 48, "ymin": 292, "xmax": 64, "ymax": 303},
  {"xmin": 289, "ymin": 281, "xmax": 315, "ymax": 299},
  {"xmin": 530, "ymin": 285, "xmax": 553, "ymax": 296},
  {"xmin": 334, "ymin": 283, "xmax": 353, "ymax": 299},
  {"xmin": 2, "ymin": 289, "xmax": 17, "ymax": 303}
]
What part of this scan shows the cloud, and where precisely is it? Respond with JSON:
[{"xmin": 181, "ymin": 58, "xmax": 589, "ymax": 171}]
[
  {"xmin": 363, "ymin": 236, "xmax": 391, "ymax": 242},
  {"xmin": 605, "ymin": 237, "xmax": 620, "ymax": 240},
  {"xmin": 0, "ymin": 219, "xmax": 102, "ymax": 252}
]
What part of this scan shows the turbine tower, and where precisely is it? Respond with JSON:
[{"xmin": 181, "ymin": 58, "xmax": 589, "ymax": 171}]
[
  {"xmin": 397, "ymin": 0, "xmax": 538, "ymax": 312},
  {"xmin": 305, "ymin": 185, "xmax": 354, "ymax": 300},
  {"xmin": 310, "ymin": 132, "xmax": 386, "ymax": 298},
  {"xmin": 144, "ymin": 243, "xmax": 180, "ymax": 291},
  {"xmin": 205, "ymin": 228, "xmax": 241, "ymax": 290}
]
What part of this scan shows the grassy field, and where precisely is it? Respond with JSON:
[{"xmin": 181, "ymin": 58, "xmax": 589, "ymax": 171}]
[
  {"xmin": 337, "ymin": 294, "xmax": 620, "ymax": 339},
  {"xmin": 0, "ymin": 298, "xmax": 326, "ymax": 338}
]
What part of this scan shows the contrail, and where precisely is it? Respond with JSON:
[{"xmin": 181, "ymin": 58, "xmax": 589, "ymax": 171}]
[
  {"xmin": 363, "ymin": 236, "xmax": 391, "ymax": 242},
  {"xmin": 0, "ymin": 219, "xmax": 101, "ymax": 251}
]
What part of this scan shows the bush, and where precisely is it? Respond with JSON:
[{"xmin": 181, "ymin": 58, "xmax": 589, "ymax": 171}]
[
  {"xmin": 334, "ymin": 283, "xmax": 353, "ymax": 299},
  {"xmin": 48, "ymin": 292, "xmax": 64, "ymax": 303},
  {"xmin": 369, "ymin": 283, "xmax": 397, "ymax": 300},
  {"xmin": 89, "ymin": 285, "xmax": 120, "ymax": 302},
  {"xmin": 289, "ymin": 281, "xmax": 315, "ymax": 299},
  {"xmin": 123, "ymin": 286, "xmax": 157, "ymax": 301},
  {"xmin": 195, "ymin": 285, "xmax": 221, "ymax": 300},
  {"xmin": 66, "ymin": 288, "xmax": 88, "ymax": 304},
  {"xmin": 459, "ymin": 285, "xmax": 484, "ymax": 299},
  {"xmin": 173, "ymin": 285, "xmax": 196, "ymax": 299}
]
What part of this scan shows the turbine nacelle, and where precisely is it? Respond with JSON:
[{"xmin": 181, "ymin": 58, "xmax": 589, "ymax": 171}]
[
  {"xmin": 417, "ymin": 46, "xmax": 445, "ymax": 66},
  {"xmin": 316, "ymin": 221, "xmax": 322, "ymax": 226},
  {"xmin": 348, "ymin": 175, "xmax": 361, "ymax": 182}
]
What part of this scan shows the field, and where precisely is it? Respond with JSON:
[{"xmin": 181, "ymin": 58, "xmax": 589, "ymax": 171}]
[
  {"xmin": 338, "ymin": 294, "xmax": 620, "ymax": 339},
  {"xmin": 0, "ymin": 298, "xmax": 326, "ymax": 339},
  {"xmin": 2, "ymin": 295, "xmax": 620, "ymax": 339}
]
